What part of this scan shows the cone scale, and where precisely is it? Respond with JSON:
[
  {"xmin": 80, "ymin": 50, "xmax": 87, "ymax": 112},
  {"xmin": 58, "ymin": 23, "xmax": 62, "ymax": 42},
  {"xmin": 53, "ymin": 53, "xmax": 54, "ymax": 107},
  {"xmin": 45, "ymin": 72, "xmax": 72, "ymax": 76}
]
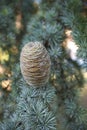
[{"xmin": 20, "ymin": 42, "xmax": 51, "ymax": 87}]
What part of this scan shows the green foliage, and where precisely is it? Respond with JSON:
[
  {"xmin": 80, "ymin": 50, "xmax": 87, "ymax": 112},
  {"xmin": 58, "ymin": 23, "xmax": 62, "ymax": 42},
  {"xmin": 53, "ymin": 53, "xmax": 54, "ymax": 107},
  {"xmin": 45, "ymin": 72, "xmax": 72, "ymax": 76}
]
[
  {"xmin": 16, "ymin": 86, "xmax": 56, "ymax": 130},
  {"xmin": 0, "ymin": 0, "xmax": 87, "ymax": 130},
  {"xmin": 0, "ymin": 6, "xmax": 15, "ymax": 46},
  {"xmin": 60, "ymin": 0, "xmax": 87, "ymax": 68}
]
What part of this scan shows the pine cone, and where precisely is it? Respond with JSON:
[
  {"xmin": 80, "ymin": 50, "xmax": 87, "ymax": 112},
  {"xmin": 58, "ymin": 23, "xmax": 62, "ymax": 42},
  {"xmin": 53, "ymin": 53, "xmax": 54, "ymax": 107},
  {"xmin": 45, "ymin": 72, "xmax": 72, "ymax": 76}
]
[{"xmin": 20, "ymin": 42, "xmax": 51, "ymax": 87}]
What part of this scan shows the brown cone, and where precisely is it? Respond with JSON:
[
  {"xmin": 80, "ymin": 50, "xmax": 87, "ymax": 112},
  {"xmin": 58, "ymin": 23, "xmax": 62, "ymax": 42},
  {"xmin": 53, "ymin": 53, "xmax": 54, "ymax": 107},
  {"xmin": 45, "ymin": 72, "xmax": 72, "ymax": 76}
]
[{"xmin": 20, "ymin": 42, "xmax": 51, "ymax": 87}]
